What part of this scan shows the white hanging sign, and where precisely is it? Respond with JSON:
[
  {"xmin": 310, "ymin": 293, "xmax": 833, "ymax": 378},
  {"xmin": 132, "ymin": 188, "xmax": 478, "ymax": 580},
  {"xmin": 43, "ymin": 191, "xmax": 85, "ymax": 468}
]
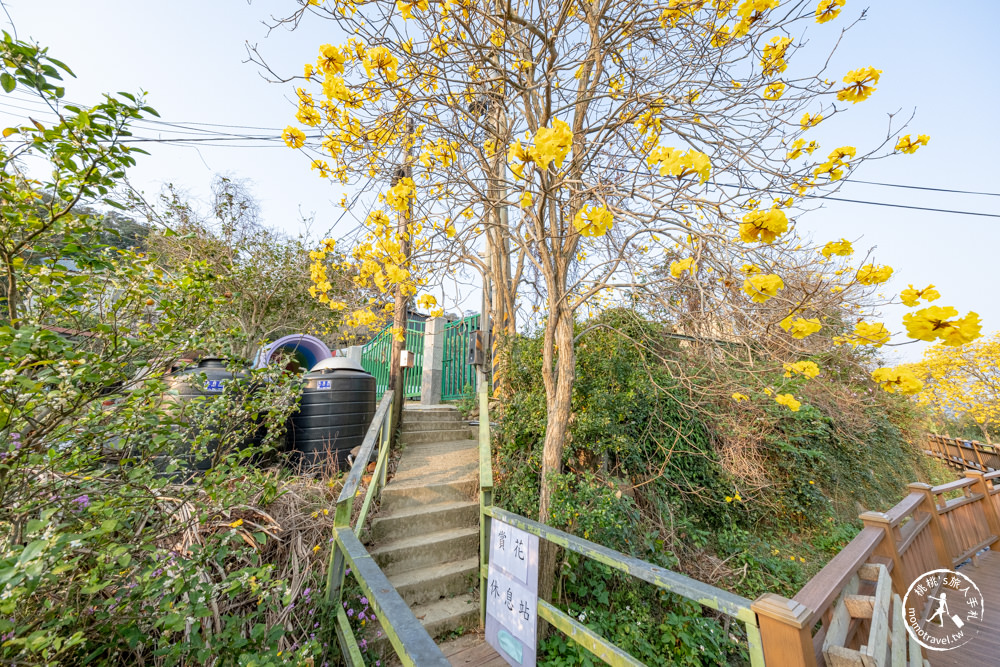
[{"xmin": 486, "ymin": 518, "xmax": 540, "ymax": 666}]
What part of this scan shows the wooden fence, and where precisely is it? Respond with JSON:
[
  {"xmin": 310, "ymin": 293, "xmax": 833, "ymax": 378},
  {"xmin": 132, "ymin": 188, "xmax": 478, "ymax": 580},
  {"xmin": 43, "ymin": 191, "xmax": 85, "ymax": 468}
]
[
  {"xmin": 924, "ymin": 433, "xmax": 1000, "ymax": 473},
  {"xmin": 476, "ymin": 377, "xmax": 766, "ymax": 666},
  {"xmin": 324, "ymin": 390, "xmax": 451, "ymax": 666},
  {"xmin": 754, "ymin": 458, "xmax": 1000, "ymax": 666}
]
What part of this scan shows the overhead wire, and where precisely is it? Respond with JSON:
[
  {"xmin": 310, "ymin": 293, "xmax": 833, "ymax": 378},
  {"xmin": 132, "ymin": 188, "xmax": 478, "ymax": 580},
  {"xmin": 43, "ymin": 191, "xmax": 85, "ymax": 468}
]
[{"xmin": 1, "ymin": 92, "xmax": 998, "ymax": 217}]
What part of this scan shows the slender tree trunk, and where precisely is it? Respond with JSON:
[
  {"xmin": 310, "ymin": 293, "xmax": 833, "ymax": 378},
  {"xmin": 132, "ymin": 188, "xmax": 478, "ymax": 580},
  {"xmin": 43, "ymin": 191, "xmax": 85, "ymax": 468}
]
[
  {"xmin": 389, "ymin": 119, "xmax": 415, "ymax": 438},
  {"xmin": 536, "ymin": 296, "xmax": 575, "ymax": 605}
]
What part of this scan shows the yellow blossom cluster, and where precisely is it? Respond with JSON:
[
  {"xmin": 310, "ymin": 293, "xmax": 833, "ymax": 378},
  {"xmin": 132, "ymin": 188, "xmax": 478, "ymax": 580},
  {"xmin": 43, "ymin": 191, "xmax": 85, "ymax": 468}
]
[
  {"xmin": 282, "ymin": 126, "xmax": 307, "ymax": 149},
  {"xmin": 763, "ymin": 82, "xmax": 786, "ymax": 100},
  {"xmin": 419, "ymin": 138, "xmax": 458, "ymax": 169},
  {"xmin": 903, "ymin": 306, "xmax": 981, "ymax": 347},
  {"xmin": 820, "ymin": 239, "xmax": 853, "ymax": 258},
  {"xmin": 396, "ymin": 0, "xmax": 428, "ymax": 20},
  {"xmin": 774, "ymin": 393, "xmax": 801, "ymax": 411},
  {"xmin": 761, "ymin": 36, "xmax": 793, "ymax": 77},
  {"xmin": 783, "ymin": 360, "xmax": 820, "ymax": 379},
  {"xmin": 900, "ymin": 284, "xmax": 940, "ymax": 307},
  {"xmin": 573, "ymin": 205, "xmax": 614, "ymax": 238},
  {"xmin": 871, "ymin": 367, "xmax": 923, "ymax": 395},
  {"xmin": 507, "ymin": 119, "xmax": 574, "ymax": 178},
  {"xmin": 838, "ymin": 321, "xmax": 890, "ymax": 348},
  {"xmin": 780, "ymin": 316, "xmax": 822, "ymax": 339},
  {"xmin": 670, "ymin": 257, "xmax": 696, "ymax": 278},
  {"xmin": 895, "ymin": 134, "xmax": 930, "ymax": 154},
  {"xmin": 815, "ymin": 0, "xmax": 845, "ymax": 23},
  {"xmin": 813, "ymin": 145, "xmax": 856, "ymax": 181},
  {"xmin": 787, "ymin": 138, "xmax": 819, "ymax": 159},
  {"xmin": 742, "ymin": 273, "xmax": 784, "ymax": 303},
  {"xmin": 801, "ymin": 112, "xmax": 823, "ymax": 128},
  {"xmin": 855, "ymin": 263, "xmax": 893, "ymax": 286},
  {"xmin": 837, "ymin": 66, "xmax": 881, "ymax": 104},
  {"xmin": 646, "ymin": 145, "xmax": 712, "ymax": 183},
  {"xmin": 739, "ymin": 208, "xmax": 788, "ymax": 244},
  {"xmin": 734, "ymin": 0, "xmax": 780, "ymax": 38},
  {"xmin": 363, "ymin": 46, "xmax": 399, "ymax": 82},
  {"xmin": 385, "ymin": 177, "xmax": 416, "ymax": 213}
]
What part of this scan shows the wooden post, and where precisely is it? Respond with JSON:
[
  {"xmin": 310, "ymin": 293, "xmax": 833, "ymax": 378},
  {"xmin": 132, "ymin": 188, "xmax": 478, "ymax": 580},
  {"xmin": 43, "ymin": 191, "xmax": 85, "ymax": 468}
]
[
  {"xmin": 965, "ymin": 471, "xmax": 1000, "ymax": 546},
  {"xmin": 859, "ymin": 511, "xmax": 908, "ymax": 595},
  {"xmin": 751, "ymin": 594, "xmax": 818, "ymax": 667},
  {"xmin": 909, "ymin": 483, "xmax": 952, "ymax": 569},
  {"xmin": 971, "ymin": 441, "xmax": 987, "ymax": 472}
]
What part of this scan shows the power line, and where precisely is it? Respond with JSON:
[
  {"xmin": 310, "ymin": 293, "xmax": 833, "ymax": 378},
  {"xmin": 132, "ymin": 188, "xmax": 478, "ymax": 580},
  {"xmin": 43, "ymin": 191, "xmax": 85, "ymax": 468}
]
[
  {"xmin": 709, "ymin": 182, "xmax": 1000, "ymax": 219},
  {"xmin": 2, "ymin": 95, "xmax": 998, "ymax": 217},
  {"xmin": 843, "ymin": 179, "xmax": 1000, "ymax": 198}
]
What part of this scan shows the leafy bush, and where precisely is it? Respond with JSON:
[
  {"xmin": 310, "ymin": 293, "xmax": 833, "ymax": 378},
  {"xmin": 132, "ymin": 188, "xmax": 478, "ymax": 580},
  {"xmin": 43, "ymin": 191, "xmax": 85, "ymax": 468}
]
[
  {"xmin": 493, "ymin": 309, "xmax": 930, "ymax": 661},
  {"xmin": 0, "ymin": 38, "xmax": 340, "ymax": 665}
]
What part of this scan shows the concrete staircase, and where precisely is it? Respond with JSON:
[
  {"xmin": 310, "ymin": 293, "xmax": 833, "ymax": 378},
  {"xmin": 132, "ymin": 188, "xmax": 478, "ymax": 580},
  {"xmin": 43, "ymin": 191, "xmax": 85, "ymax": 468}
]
[{"xmin": 368, "ymin": 405, "xmax": 480, "ymax": 638}]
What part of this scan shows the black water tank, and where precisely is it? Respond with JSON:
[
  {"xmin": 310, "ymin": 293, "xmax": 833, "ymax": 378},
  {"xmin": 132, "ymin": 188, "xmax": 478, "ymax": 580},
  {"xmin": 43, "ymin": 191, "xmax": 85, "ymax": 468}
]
[
  {"xmin": 290, "ymin": 357, "xmax": 376, "ymax": 473},
  {"xmin": 162, "ymin": 357, "xmax": 259, "ymax": 471}
]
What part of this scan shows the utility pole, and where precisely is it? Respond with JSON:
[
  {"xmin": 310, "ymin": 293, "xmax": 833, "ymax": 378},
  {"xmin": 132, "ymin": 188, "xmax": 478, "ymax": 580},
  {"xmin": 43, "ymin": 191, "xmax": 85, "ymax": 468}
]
[{"xmin": 388, "ymin": 116, "xmax": 415, "ymax": 436}]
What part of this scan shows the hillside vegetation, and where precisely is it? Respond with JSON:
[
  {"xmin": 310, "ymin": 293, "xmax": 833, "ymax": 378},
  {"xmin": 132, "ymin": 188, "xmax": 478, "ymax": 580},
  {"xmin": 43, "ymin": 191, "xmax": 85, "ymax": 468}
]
[{"xmin": 492, "ymin": 309, "xmax": 947, "ymax": 664}]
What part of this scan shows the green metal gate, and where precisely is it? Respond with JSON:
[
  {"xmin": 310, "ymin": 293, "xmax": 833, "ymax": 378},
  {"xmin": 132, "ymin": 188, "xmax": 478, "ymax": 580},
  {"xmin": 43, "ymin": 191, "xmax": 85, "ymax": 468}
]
[
  {"xmin": 441, "ymin": 314, "xmax": 480, "ymax": 401},
  {"xmin": 360, "ymin": 319, "xmax": 425, "ymax": 399}
]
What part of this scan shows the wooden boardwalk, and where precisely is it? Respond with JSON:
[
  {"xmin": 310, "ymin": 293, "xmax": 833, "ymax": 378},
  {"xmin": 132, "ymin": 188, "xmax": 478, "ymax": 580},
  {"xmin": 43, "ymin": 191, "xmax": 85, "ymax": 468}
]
[
  {"xmin": 437, "ymin": 633, "xmax": 506, "ymax": 666},
  {"xmin": 927, "ymin": 549, "xmax": 1000, "ymax": 666}
]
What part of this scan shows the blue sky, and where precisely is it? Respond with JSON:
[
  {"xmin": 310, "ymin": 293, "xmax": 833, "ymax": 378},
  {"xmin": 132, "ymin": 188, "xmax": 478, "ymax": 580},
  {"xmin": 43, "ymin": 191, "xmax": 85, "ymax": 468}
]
[{"xmin": 2, "ymin": 0, "xmax": 996, "ymax": 362}]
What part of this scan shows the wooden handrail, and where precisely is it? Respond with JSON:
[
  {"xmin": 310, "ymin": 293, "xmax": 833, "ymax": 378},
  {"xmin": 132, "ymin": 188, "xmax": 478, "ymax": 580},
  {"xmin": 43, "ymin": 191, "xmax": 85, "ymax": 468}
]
[
  {"xmin": 475, "ymin": 377, "xmax": 764, "ymax": 666},
  {"xmin": 791, "ymin": 526, "xmax": 884, "ymax": 628},
  {"xmin": 923, "ymin": 433, "xmax": 1000, "ymax": 473},
  {"xmin": 324, "ymin": 389, "xmax": 453, "ymax": 666},
  {"xmin": 485, "ymin": 506, "xmax": 758, "ymax": 623},
  {"xmin": 332, "ymin": 527, "xmax": 450, "ymax": 666},
  {"xmin": 336, "ymin": 390, "xmax": 395, "ymax": 512},
  {"xmin": 770, "ymin": 442, "xmax": 1000, "ymax": 666}
]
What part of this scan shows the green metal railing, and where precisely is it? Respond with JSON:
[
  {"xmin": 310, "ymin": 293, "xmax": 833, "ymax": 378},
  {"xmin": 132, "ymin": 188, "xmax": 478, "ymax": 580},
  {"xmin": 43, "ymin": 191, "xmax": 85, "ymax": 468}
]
[
  {"xmin": 475, "ymin": 377, "xmax": 767, "ymax": 666},
  {"xmin": 441, "ymin": 314, "xmax": 480, "ymax": 401},
  {"xmin": 360, "ymin": 319, "xmax": 425, "ymax": 399},
  {"xmin": 326, "ymin": 390, "xmax": 450, "ymax": 666}
]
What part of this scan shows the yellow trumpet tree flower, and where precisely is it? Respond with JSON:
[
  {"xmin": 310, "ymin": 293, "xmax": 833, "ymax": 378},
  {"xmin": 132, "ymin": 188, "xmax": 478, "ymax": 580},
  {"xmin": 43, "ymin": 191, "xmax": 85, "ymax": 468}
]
[{"xmin": 272, "ymin": 0, "xmax": 976, "ymax": 601}]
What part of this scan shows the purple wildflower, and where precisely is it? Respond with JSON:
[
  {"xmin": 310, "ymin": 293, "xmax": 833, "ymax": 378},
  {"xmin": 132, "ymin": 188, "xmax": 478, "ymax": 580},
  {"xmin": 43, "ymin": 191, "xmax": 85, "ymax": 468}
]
[
  {"xmin": 71, "ymin": 495, "xmax": 89, "ymax": 509},
  {"xmin": 360, "ymin": 597, "xmax": 368, "ymax": 606}
]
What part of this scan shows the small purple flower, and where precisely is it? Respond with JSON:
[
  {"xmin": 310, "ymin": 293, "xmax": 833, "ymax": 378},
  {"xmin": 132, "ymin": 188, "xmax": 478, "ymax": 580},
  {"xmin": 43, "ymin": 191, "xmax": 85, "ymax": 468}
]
[
  {"xmin": 357, "ymin": 611, "xmax": 365, "ymax": 621},
  {"xmin": 376, "ymin": 630, "xmax": 382, "ymax": 638},
  {"xmin": 303, "ymin": 588, "xmax": 312, "ymax": 596},
  {"xmin": 347, "ymin": 608, "xmax": 354, "ymax": 617},
  {"xmin": 71, "ymin": 495, "xmax": 89, "ymax": 510},
  {"xmin": 359, "ymin": 639, "xmax": 367, "ymax": 650},
  {"xmin": 360, "ymin": 597, "xmax": 368, "ymax": 606}
]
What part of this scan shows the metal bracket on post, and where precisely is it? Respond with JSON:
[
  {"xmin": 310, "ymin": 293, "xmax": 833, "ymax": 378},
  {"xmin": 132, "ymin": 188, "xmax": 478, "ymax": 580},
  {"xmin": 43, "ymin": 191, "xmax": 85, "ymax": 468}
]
[{"xmin": 467, "ymin": 329, "xmax": 487, "ymax": 367}]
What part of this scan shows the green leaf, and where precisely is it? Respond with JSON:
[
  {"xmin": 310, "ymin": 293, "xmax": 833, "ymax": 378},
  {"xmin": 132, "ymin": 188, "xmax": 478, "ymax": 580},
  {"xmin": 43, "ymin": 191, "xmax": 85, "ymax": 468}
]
[
  {"xmin": 81, "ymin": 581, "xmax": 109, "ymax": 594},
  {"xmin": 18, "ymin": 539, "xmax": 46, "ymax": 564},
  {"xmin": 0, "ymin": 73, "xmax": 15, "ymax": 93}
]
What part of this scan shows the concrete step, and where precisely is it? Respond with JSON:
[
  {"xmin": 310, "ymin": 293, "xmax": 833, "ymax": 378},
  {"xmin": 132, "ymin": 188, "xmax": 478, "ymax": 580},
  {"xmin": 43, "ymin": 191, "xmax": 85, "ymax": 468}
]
[
  {"xmin": 411, "ymin": 593, "xmax": 479, "ymax": 639},
  {"xmin": 401, "ymin": 419, "xmax": 470, "ymax": 433},
  {"xmin": 370, "ymin": 500, "xmax": 479, "ymax": 543},
  {"xmin": 400, "ymin": 429, "xmax": 473, "ymax": 445},
  {"xmin": 370, "ymin": 526, "xmax": 479, "ymax": 575},
  {"xmin": 401, "ymin": 408, "xmax": 463, "ymax": 423},
  {"xmin": 388, "ymin": 557, "xmax": 478, "ymax": 607},
  {"xmin": 380, "ymin": 479, "xmax": 477, "ymax": 513}
]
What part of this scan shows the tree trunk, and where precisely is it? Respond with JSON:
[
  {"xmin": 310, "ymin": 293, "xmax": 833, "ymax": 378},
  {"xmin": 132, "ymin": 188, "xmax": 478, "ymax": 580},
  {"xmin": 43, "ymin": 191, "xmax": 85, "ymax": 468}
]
[{"xmin": 536, "ymin": 300, "xmax": 575, "ymax": 605}]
